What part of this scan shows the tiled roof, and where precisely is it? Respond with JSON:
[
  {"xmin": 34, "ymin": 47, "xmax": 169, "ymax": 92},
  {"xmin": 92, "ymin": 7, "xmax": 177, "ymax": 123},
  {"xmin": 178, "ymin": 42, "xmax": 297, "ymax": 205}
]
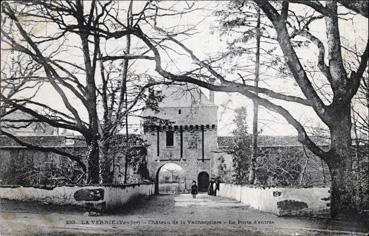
[
  {"xmin": 156, "ymin": 84, "xmax": 216, "ymax": 107},
  {"xmin": 0, "ymin": 134, "xmax": 140, "ymax": 148},
  {"xmin": 217, "ymin": 135, "xmax": 329, "ymax": 148}
]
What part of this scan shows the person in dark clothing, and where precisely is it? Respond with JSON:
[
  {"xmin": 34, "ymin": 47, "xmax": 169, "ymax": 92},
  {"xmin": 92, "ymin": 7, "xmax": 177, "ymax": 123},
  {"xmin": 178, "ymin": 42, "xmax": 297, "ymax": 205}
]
[
  {"xmin": 191, "ymin": 180, "xmax": 198, "ymax": 198},
  {"xmin": 214, "ymin": 177, "xmax": 220, "ymax": 196},
  {"xmin": 208, "ymin": 178, "xmax": 215, "ymax": 196}
]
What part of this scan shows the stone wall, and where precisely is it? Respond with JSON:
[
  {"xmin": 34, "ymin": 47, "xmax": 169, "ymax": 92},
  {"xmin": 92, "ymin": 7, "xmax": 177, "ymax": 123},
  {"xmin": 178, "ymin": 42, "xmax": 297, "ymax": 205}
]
[
  {"xmin": 215, "ymin": 144, "xmax": 331, "ymax": 187},
  {"xmin": 0, "ymin": 147, "xmax": 85, "ymax": 185},
  {"xmin": 0, "ymin": 135, "xmax": 144, "ymax": 185},
  {"xmin": 0, "ymin": 183, "xmax": 154, "ymax": 211},
  {"xmin": 218, "ymin": 183, "xmax": 330, "ymax": 216},
  {"xmin": 148, "ymin": 106, "xmax": 218, "ymax": 126},
  {"xmin": 0, "ymin": 135, "xmax": 86, "ymax": 147},
  {"xmin": 256, "ymin": 146, "xmax": 330, "ymax": 186}
]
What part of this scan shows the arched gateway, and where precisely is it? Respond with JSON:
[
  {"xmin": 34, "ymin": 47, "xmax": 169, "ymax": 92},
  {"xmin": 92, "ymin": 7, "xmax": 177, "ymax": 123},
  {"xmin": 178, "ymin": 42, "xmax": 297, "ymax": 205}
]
[
  {"xmin": 155, "ymin": 163, "xmax": 185, "ymax": 194},
  {"xmin": 142, "ymin": 85, "xmax": 218, "ymax": 194},
  {"xmin": 198, "ymin": 172, "xmax": 210, "ymax": 192}
]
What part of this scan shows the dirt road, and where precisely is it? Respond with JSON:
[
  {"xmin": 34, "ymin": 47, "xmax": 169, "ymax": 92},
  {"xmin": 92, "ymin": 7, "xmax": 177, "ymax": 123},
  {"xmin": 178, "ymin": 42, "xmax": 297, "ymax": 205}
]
[{"xmin": 0, "ymin": 193, "xmax": 368, "ymax": 235}]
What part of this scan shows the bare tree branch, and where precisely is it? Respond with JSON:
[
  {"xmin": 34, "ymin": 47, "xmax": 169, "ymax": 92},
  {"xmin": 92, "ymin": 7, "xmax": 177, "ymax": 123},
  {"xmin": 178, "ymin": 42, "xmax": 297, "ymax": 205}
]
[
  {"xmin": 130, "ymin": 29, "xmax": 327, "ymax": 160},
  {"xmin": 0, "ymin": 130, "xmax": 87, "ymax": 173}
]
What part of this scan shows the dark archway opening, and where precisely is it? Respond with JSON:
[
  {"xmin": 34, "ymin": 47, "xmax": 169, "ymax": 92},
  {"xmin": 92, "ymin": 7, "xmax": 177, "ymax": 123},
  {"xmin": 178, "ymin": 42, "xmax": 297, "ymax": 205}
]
[
  {"xmin": 155, "ymin": 163, "xmax": 185, "ymax": 195},
  {"xmin": 198, "ymin": 172, "xmax": 209, "ymax": 192}
]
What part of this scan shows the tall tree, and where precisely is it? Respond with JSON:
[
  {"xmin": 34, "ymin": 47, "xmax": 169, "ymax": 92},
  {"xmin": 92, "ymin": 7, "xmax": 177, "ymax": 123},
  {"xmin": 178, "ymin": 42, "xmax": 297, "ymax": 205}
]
[
  {"xmin": 215, "ymin": 1, "xmax": 283, "ymax": 184},
  {"xmin": 109, "ymin": 0, "xmax": 368, "ymax": 217},
  {"xmin": 0, "ymin": 0, "xmax": 163, "ymax": 184},
  {"xmin": 230, "ymin": 107, "xmax": 251, "ymax": 184},
  {"xmin": 250, "ymin": 6, "xmax": 261, "ymax": 184}
]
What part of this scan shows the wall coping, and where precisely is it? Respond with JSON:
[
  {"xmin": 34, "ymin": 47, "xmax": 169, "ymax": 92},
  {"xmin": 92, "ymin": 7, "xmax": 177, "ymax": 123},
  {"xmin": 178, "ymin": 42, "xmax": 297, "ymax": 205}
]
[
  {"xmin": 0, "ymin": 182, "xmax": 154, "ymax": 190},
  {"xmin": 220, "ymin": 183, "xmax": 330, "ymax": 189}
]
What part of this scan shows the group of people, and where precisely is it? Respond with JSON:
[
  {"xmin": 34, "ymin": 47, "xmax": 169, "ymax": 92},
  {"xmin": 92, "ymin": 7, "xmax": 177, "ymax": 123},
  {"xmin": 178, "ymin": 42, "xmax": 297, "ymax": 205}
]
[
  {"xmin": 190, "ymin": 177, "xmax": 220, "ymax": 198},
  {"xmin": 207, "ymin": 177, "xmax": 220, "ymax": 196}
]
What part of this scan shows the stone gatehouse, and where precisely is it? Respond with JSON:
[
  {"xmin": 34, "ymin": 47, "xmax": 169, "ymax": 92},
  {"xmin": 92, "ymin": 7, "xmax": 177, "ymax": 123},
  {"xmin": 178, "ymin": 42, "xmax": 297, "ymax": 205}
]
[
  {"xmin": 142, "ymin": 85, "xmax": 218, "ymax": 193},
  {"xmin": 0, "ymin": 83, "xmax": 338, "ymax": 192}
]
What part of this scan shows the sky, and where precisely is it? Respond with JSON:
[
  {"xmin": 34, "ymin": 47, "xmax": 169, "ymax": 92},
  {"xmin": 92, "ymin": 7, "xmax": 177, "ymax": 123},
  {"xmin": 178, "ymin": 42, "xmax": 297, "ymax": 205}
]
[
  {"xmin": 125, "ymin": 1, "xmax": 367, "ymax": 136},
  {"xmin": 1, "ymin": 1, "xmax": 368, "ymax": 137}
]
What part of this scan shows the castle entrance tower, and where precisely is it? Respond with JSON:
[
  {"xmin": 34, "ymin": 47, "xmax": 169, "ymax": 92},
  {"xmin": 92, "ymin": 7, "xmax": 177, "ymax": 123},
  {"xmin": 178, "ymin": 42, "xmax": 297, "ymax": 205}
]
[{"xmin": 142, "ymin": 84, "xmax": 218, "ymax": 194}]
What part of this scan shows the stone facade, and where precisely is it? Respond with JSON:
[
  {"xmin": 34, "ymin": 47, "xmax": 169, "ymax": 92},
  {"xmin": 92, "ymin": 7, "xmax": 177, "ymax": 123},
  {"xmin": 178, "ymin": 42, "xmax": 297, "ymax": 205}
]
[
  {"xmin": 215, "ymin": 136, "xmax": 331, "ymax": 186},
  {"xmin": 142, "ymin": 85, "xmax": 218, "ymax": 192},
  {"xmin": 0, "ymin": 135, "xmax": 144, "ymax": 186}
]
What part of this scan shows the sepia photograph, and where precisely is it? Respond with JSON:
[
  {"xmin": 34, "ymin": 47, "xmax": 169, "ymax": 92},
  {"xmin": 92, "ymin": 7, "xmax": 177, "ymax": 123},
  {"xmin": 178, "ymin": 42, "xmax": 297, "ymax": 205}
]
[{"xmin": 0, "ymin": 0, "xmax": 368, "ymax": 235}]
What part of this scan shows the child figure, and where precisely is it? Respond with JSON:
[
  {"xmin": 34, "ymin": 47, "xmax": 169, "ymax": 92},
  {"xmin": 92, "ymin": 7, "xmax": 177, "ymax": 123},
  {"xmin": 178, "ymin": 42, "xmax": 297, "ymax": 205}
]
[{"xmin": 191, "ymin": 180, "xmax": 198, "ymax": 198}]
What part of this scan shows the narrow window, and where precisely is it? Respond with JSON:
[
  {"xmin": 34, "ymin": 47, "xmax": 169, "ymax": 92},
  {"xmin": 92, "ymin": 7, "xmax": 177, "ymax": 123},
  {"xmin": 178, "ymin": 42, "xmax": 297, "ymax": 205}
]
[
  {"xmin": 180, "ymin": 126, "xmax": 183, "ymax": 158},
  {"xmin": 157, "ymin": 128, "xmax": 160, "ymax": 156},
  {"xmin": 178, "ymin": 109, "xmax": 181, "ymax": 114},
  {"xmin": 201, "ymin": 125, "xmax": 204, "ymax": 162},
  {"xmin": 166, "ymin": 131, "xmax": 174, "ymax": 146}
]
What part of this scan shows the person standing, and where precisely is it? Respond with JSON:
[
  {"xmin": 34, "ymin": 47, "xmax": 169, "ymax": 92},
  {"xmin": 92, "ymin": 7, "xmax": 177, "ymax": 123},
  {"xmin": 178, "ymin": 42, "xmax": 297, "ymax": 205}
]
[
  {"xmin": 208, "ymin": 178, "xmax": 214, "ymax": 196},
  {"xmin": 214, "ymin": 177, "xmax": 220, "ymax": 196},
  {"xmin": 191, "ymin": 180, "xmax": 198, "ymax": 198}
]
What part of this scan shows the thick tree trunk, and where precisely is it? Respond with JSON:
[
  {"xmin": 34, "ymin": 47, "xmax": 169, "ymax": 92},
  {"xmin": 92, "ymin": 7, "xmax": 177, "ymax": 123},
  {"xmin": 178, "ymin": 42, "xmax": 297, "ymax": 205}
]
[
  {"xmin": 86, "ymin": 111, "xmax": 100, "ymax": 184},
  {"xmin": 329, "ymin": 158, "xmax": 356, "ymax": 218},
  {"xmin": 329, "ymin": 159, "xmax": 356, "ymax": 217},
  {"xmin": 327, "ymin": 105, "xmax": 357, "ymax": 218},
  {"xmin": 100, "ymin": 140, "xmax": 113, "ymax": 184},
  {"xmin": 87, "ymin": 138, "xmax": 100, "ymax": 184}
]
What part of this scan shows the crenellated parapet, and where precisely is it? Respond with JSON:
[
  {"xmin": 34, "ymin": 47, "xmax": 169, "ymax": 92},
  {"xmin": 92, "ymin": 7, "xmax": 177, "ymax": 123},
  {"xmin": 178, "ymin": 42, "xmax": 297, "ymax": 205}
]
[{"xmin": 143, "ymin": 124, "xmax": 217, "ymax": 133}]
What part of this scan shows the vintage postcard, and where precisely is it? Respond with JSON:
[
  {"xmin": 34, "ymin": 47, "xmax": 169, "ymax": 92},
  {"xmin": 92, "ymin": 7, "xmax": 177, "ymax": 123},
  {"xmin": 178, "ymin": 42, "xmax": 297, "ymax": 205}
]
[{"xmin": 0, "ymin": 1, "xmax": 368, "ymax": 235}]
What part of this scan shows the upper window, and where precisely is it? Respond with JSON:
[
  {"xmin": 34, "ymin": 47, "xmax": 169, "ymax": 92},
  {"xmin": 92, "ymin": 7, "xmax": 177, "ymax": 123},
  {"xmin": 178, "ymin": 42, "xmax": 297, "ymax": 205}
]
[
  {"xmin": 178, "ymin": 109, "xmax": 181, "ymax": 114},
  {"xmin": 65, "ymin": 137, "xmax": 75, "ymax": 146},
  {"xmin": 166, "ymin": 131, "xmax": 174, "ymax": 146}
]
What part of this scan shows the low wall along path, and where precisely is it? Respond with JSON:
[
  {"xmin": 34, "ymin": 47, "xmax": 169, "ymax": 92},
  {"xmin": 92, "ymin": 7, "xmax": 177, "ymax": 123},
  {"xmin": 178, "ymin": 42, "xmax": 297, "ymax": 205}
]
[
  {"xmin": 217, "ymin": 184, "xmax": 330, "ymax": 216},
  {"xmin": 0, "ymin": 183, "xmax": 154, "ymax": 211},
  {"xmin": 0, "ymin": 183, "xmax": 330, "ymax": 216}
]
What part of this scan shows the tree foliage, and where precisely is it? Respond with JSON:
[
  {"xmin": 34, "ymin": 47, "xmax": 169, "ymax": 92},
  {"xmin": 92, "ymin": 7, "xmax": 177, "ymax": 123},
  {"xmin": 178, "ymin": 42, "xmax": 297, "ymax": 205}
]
[
  {"xmin": 230, "ymin": 107, "xmax": 251, "ymax": 184},
  {"xmin": 256, "ymin": 147, "xmax": 302, "ymax": 186}
]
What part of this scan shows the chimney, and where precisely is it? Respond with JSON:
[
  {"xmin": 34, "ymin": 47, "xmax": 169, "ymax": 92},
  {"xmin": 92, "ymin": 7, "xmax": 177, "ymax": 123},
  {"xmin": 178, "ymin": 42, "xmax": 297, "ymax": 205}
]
[{"xmin": 209, "ymin": 78, "xmax": 215, "ymax": 103}]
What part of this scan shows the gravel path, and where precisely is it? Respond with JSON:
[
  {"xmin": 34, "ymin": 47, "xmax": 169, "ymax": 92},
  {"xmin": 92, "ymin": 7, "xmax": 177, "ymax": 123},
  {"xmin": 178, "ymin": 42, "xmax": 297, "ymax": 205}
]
[{"xmin": 1, "ymin": 194, "xmax": 368, "ymax": 235}]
